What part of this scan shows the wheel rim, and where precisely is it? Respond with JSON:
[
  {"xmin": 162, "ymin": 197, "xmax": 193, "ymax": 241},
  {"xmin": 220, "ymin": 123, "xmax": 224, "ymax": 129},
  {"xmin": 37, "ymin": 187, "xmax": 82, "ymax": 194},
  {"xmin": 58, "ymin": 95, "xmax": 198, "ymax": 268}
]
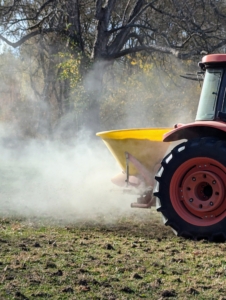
[{"xmin": 170, "ymin": 157, "xmax": 226, "ymax": 226}]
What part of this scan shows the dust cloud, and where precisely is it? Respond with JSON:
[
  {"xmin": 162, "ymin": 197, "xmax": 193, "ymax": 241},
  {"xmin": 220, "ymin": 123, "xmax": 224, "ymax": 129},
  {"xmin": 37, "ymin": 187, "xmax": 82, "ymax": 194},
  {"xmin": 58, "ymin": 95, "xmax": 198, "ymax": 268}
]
[
  {"xmin": 0, "ymin": 51, "xmax": 201, "ymax": 226},
  {"xmin": 0, "ymin": 124, "xmax": 138, "ymax": 225}
]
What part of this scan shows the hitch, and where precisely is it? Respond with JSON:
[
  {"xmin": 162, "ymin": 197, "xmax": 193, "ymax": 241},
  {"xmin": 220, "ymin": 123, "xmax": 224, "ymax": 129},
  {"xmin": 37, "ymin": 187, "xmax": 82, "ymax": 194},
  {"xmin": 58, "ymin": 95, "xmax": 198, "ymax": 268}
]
[
  {"xmin": 125, "ymin": 152, "xmax": 156, "ymax": 209},
  {"xmin": 131, "ymin": 188, "xmax": 155, "ymax": 209}
]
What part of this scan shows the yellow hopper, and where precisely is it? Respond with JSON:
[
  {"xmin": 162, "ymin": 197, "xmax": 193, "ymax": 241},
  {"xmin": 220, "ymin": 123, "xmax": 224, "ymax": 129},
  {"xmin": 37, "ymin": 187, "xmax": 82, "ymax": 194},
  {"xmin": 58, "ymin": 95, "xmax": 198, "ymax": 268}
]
[{"xmin": 96, "ymin": 128, "xmax": 172, "ymax": 176}]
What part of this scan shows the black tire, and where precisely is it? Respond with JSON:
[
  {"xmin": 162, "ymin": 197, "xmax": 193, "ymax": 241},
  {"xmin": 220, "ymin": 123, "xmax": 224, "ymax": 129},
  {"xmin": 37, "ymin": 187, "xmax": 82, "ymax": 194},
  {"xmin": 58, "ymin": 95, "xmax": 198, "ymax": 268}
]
[{"xmin": 154, "ymin": 137, "xmax": 226, "ymax": 242}]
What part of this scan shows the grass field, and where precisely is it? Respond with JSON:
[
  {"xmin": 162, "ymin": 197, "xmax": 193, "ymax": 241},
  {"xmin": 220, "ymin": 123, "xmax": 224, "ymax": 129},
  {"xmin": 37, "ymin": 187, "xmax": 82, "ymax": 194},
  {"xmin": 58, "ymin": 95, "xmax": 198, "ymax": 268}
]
[
  {"xmin": 1, "ymin": 210, "xmax": 226, "ymax": 300},
  {"xmin": 0, "ymin": 140, "xmax": 226, "ymax": 300}
]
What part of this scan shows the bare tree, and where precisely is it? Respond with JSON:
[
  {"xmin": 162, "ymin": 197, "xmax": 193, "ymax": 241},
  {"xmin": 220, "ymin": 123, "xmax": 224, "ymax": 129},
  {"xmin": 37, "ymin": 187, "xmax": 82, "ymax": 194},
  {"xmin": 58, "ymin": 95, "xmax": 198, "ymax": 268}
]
[
  {"xmin": 1, "ymin": 0, "xmax": 226, "ymax": 133},
  {"xmin": 2, "ymin": 0, "xmax": 226, "ymax": 65}
]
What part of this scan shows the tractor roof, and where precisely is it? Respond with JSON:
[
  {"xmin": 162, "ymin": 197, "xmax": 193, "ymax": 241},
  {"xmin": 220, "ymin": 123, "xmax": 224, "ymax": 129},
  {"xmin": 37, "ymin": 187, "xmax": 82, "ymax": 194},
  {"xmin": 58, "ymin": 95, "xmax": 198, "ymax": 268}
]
[
  {"xmin": 202, "ymin": 54, "xmax": 226, "ymax": 63},
  {"xmin": 199, "ymin": 54, "xmax": 226, "ymax": 70}
]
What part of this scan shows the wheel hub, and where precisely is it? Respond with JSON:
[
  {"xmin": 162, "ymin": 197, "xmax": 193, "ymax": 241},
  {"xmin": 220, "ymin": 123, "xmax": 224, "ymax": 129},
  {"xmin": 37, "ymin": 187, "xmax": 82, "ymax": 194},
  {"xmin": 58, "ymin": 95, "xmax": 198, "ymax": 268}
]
[
  {"xmin": 170, "ymin": 157, "xmax": 226, "ymax": 225},
  {"xmin": 181, "ymin": 170, "xmax": 224, "ymax": 215}
]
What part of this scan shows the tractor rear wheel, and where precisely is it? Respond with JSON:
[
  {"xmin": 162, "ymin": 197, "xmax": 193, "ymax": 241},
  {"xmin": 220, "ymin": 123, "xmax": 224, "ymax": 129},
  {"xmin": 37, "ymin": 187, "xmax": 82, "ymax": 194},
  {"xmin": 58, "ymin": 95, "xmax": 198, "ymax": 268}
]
[{"xmin": 154, "ymin": 137, "xmax": 226, "ymax": 241}]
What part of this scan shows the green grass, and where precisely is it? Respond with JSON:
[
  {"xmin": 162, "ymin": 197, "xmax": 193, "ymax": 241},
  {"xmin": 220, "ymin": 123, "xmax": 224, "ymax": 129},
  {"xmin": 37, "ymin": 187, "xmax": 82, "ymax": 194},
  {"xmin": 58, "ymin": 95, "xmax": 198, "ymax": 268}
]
[{"xmin": 0, "ymin": 211, "xmax": 226, "ymax": 300}]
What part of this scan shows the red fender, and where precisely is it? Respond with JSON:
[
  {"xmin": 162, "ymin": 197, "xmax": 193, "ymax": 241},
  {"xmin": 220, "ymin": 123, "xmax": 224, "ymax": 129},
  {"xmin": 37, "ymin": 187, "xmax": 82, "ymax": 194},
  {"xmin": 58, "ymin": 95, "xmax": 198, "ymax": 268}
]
[{"xmin": 163, "ymin": 121, "xmax": 226, "ymax": 142}]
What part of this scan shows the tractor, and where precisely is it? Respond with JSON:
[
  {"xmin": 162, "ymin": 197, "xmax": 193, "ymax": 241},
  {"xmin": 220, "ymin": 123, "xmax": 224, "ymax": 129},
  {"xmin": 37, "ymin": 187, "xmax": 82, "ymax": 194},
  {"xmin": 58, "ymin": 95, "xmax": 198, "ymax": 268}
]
[{"xmin": 97, "ymin": 54, "xmax": 226, "ymax": 242}]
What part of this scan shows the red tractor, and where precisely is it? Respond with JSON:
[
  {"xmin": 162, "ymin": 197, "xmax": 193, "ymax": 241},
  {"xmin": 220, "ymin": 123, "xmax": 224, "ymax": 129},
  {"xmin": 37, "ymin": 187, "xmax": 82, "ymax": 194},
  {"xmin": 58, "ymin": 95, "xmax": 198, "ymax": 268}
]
[{"xmin": 97, "ymin": 54, "xmax": 226, "ymax": 242}]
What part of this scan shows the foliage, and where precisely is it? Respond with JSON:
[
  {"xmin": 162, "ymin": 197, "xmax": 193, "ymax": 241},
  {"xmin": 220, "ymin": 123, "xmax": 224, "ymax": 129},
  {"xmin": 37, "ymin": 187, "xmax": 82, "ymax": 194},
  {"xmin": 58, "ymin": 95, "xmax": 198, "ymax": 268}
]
[
  {"xmin": 0, "ymin": 49, "xmax": 41, "ymax": 136},
  {"xmin": 101, "ymin": 54, "xmax": 200, "ymax": 129},
  {"xmin": 57, "ymin": 52, "xmax": 82, "ymax": 88},
  {"xmin": 0, "ymin": 41, "xmax": 202, "ymax": 137}
]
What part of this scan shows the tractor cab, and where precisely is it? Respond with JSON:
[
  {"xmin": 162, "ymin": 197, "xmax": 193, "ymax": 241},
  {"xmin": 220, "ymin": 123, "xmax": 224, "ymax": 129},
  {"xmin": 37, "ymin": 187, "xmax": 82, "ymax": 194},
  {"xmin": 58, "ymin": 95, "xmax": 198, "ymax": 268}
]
[
  {"xmin": 164, "ymin": 54, "xmax": 226, "ymax": 142},
  {"xmin": 197, "ymin": 54, "xmax": 226, "ymax": 122}
]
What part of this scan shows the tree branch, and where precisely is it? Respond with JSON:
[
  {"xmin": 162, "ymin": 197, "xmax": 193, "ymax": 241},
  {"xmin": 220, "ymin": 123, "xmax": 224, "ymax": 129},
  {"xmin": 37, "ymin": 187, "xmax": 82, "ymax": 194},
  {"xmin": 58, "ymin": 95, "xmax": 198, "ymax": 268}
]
[
  {"xmin": 0, "ymin": 29, "xmax": 58, "ymax": 48},
  {"xmin": 122, "ymin": 0, "xmax": 131, "ymax": 25},
  {"xmin": 107, "ymin": 44, "xmax": 202, "ymax": 60},
  {"xmin": 107, "ymin": 23, "xmax": 156, "ymax": 34}
]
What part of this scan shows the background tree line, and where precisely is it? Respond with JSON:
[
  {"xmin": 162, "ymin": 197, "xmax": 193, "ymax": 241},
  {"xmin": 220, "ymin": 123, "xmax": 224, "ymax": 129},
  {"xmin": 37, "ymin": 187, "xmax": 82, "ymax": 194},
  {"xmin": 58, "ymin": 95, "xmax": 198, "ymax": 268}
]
[{"xmin": 0, "ymin": 0, "xmax": 226, "ymax": 139}]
